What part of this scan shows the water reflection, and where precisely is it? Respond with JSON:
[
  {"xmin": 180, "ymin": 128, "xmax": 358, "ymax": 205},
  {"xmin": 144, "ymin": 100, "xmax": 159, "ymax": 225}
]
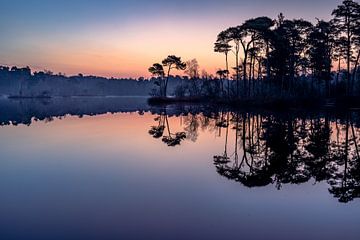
[
  {"xmin": 0, "ymin": 97, "xmax": 150, "ymax": 126},
  {"xmin": 149, "ymin": 110, "xmax": 360, "ymax": 203},
  {"xmin": 149, "ymin": 110, "xmax": 187, "ymax": 146},
  {"xmin": 1, "ymin": 98, "xmax": 360, "ymax": 203}
]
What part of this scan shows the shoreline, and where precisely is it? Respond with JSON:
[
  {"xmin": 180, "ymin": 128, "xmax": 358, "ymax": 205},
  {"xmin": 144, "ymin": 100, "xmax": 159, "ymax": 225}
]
[{"xmin": 148, "ymin": 96, "xmax": 360, "ymax": 110}]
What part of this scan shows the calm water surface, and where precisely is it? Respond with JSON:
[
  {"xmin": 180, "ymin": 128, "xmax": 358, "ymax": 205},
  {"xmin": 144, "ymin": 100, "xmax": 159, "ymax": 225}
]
[{"xmin": 0, "ymin": 98, "xmax": 359, "ymax": 240}]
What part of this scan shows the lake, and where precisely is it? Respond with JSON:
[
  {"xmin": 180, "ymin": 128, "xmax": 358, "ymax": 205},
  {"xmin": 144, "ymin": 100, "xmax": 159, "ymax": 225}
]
[{"xmin": 0, "ymin": 97, "xmax": 359, "ymax": 240}]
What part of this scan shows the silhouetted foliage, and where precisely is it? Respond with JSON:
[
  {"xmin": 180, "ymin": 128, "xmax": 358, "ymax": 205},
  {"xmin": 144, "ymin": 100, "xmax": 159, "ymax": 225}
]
[
  {"xmin": 207, "ymin": 1, "xmax": 360, "ymax": 101},
  {"xmin": 148, "ymin": 56, "xmax": 187, "ymax": 97},
  {"xmin": 332, "ymin": 0, "xmax": 360, "ymax": 96},
  {"xmin": 148, "ymin": 110, "xmax": 187, "ymax": 147}
]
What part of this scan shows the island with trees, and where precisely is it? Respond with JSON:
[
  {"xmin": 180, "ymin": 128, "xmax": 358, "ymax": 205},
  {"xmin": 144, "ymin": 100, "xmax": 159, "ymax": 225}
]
[{"xmin": 148, "ymin": 0, "xmax": 360, "ymax": 109}]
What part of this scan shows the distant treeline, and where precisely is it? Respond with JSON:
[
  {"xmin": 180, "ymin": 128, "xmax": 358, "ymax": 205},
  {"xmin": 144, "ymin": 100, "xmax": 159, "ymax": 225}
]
[{"xmin": 0, "ymin": 66, "xmax": 146, "ymax": 97}]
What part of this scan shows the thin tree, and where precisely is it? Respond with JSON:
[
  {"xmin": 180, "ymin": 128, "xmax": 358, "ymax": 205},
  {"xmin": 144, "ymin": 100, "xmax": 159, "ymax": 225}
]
[
  {"xmin": 148, "ymin": 63, "xmax": 165, "ymax": 96},
  {"xmin": 352, "ymin": 25, "xmax": 360, "ymax": 90},
  {"xmin": 162, "ymin": 55, "xmax": 187, "ymax": 97},
  {"xmin": 226, "ymin": 27, "xmax": 242, "ymax": 97},
  {"xmin": 184, "ymin": 59, "xmax": 200, "ymax": 79},
  {"xmin": 216, "ymin": 69, "xmax": 229, "ymax": 97},
  {"xmin": 214, "ymin": 37, "xmax": 232, "ymax": 97},
  {"xmin": 307, "ymin": 20, "xmax": 333, "ymax": 96},
  {"xmin": 239, "ymin": 17, "xmax": 274, "ymax": 96}
]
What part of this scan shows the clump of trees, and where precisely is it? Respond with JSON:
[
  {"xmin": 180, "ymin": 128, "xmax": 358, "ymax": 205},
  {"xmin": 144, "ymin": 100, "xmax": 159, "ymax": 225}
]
[
  {"xmin": 148, "ymin": 1, "xmax": 360, "ymax": 103},
  {"xmin": 212, "ymin": 0, "xmax": 360, "ymax": 99}
]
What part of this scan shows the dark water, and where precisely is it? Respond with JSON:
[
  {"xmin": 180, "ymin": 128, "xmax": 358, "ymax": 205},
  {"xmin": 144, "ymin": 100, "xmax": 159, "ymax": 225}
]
[{"xmin": 0, "ymin": 98, "xmax": 359, "ymax": 240}]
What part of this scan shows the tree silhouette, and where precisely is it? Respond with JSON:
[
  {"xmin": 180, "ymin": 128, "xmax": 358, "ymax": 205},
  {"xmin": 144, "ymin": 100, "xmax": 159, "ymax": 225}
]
[
  {"xmin": 162, "ymin": 55, "xmax": 187, "ymax": 97},
  {"xmin": 184, "ymin": 59, "xmax": 201, "ymax": 96},
  {"xmin": 214, "ymin": 40, "xmax": 232, "ymax": 97},
  {"xmin": 332, "ymin": 37, "xmax": 348, "ymax": 93},
  {"xmin": 206, "ymin": 2, "xmax": 360, "ymax": 100},
  {"xmin": 332, "ymin": 0, "xmax": 360, "ymax": 96},
  {"xmin": 241, "ymin": 17, "xmax": 274, "ymax": 96},
  {"xmin": 222, "ymin": 27, "xmax": 242, "ymax": 96},
  {"xmin": 352, "ymin": 21, "xmax": 360, "ymax": 90},
  {"xmin": 216, "ymin": 69, "xmax": 229, "ymax": 96},
  {"xmin": 307, "ymin": 20, "xmax": 334, "ymax": 96},
  {"xmin": 148, "ymin": 55, "xmax": 186, "ymax": 97},
  {"xmin": 148, "ymin": 63, "xmax": 165, "ymax": 96},
  {"xmin": 184, "ymin": 59, "xmax": 200, "ymax": 79}
]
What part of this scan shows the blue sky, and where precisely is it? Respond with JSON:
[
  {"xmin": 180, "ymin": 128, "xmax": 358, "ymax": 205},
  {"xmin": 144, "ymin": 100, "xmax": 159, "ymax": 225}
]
[{"xmin": 0, "ymin": 0, "xmax": 342, "ymax": 77}]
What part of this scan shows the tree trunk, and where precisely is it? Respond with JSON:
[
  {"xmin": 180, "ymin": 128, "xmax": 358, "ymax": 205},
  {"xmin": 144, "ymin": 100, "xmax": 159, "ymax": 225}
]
[
  {"xmin": 164, "ymin": 66, "xmax": 171, "ymax": 97},
  {"xmin": 235, "ymin": 45, "xmax": 240, "ymax": 98},
  {"xmin": 224, "ymin": 113, "xmax": 230, "ymax": 156},
  {"xmin": 290, "ymin": 43, "xmax": 295, "ymax": 95},
  {"xmin": 352, "ymin": 50, "xmax": 360, "ymax": 94},
  {"xmin": 243, "ymin": 51, "xmax": 248, "ymax": 97},
  {"xmin": 226, "ymin": 52, "xmax": 230, "ymax": 98},
  {"xmin": 336, "ymin": 57, "xmax": 341, "ymax": 95},
  {"xmin": 344, "ymin": 115, "xmax": 349, "ymax": 187},
  {"xmin": 258, "ymin": 58, "xmax": 262, "ymax": 96},
  {"xmin": 249, "ymin": 54, "xmax": 253, "ymax": 97},
  {"xmin": 347, "ymin": 16, "xmax": 351, "ymax": 96},
  {"xmin": 266, "ymin": 41, "xmax": 270, "ymax": 80},
  {"xmin": 252, "ymin": 56, "xmax": 255, "ymax": 97}
]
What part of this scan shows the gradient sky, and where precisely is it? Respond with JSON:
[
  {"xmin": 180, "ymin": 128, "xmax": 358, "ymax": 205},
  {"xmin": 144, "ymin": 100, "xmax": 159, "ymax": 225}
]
[{"xmin": 0, "ymin": 0, "xmax": 342, "ymax": 78}]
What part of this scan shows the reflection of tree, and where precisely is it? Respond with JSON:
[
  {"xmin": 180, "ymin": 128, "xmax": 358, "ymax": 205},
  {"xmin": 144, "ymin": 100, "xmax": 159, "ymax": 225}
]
[
  {"xmin": 149, "ymin": 111, "xmax": 186, "ymax": 147},
  {"xmin": 183, "ymin": 113, "xmax": 217, "ymax": 142},
  {"xmin": 148, "ymin": 109, "xmax": 360, "ymax": 202},
  {"xmin": 184, "ymin": 114, "xmax": 200, "ymax": 142},
  {"xmin": 261, "ymin": 117, "xmax": 306, "ymax": 188},
  {"xmin": 212, "ymin": 111, "xmax": 360, "ymax": 203},
  {"xmin": 328, "ymin": 115, "xmax": 360, "ymax": 203},
  {"xmin": 149, "ymin": 115, "xmax": 166, "ymax": 138},
  {"xmin": 215, "ymin": 113, "xmax": 275, "ymax": 188},
  {"xmin": 214, "ymin": 112, "xmax": 230, "ymax": 165},
  {"xmin": 304, "ymin": 117, "xmax": 334, "ymax": 183}
]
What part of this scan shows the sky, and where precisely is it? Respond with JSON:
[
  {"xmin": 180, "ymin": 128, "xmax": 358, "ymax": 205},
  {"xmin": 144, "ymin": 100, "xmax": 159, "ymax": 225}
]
[{"xmin": 0, "ymin": 0, "xmax": 342, "ymax": 78}]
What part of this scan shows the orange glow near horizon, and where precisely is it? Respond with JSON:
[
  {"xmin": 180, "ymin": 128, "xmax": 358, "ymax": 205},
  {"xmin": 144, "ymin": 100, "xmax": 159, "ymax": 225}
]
[
  {"xmin": 2, "ymin": 20, "xmax": 229, "ymax": 79},
  {"xmin": 0, "ymin": 1, "xmax": 340, "ymax": 79},
  {"xmin": 1, "ymin": 11, "xmax": 254, "ymax": 79}
]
